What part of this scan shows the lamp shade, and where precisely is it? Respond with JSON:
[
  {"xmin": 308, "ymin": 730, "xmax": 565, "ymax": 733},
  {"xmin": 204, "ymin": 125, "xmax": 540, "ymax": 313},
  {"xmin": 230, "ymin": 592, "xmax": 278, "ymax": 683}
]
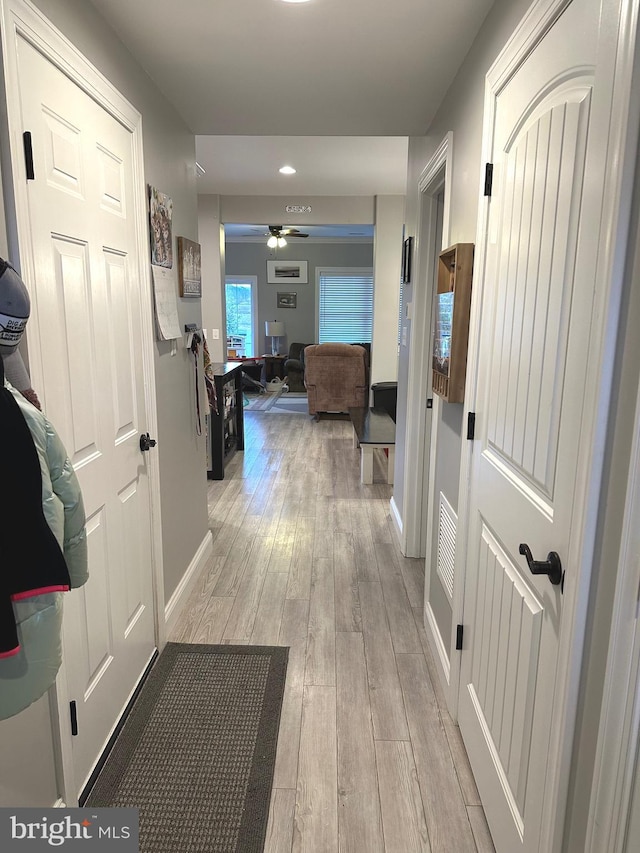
[{"xmin": 265, "ymin": 321, "xmax": 285, "ymax": 337}]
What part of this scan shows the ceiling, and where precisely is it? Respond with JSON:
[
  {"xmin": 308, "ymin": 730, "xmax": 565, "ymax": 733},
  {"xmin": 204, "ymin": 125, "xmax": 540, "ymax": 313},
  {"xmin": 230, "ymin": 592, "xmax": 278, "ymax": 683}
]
[
  {"xmin": 90, "ymin": 0, "xmax": 495, "ymax": 138},
  {"xmin": 194, "ymin": 136, "xmax": 409, "ymax": 196},
  {"xmin": 89, "ymin": 0, "xmax": 494, "ymax": 198}
]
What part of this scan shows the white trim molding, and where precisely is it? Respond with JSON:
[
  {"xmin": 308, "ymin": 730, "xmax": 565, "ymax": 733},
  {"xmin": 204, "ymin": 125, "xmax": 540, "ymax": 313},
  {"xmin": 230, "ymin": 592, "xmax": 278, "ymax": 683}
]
[
  {"xmin": 164, "ymin": 531, "xmax": 214, "ymax": 637},
  {"xmin": 400, "ymin": 132, "xmax": 452, "ymax": 558},
  {"xmin": 424, "ymin": 601, "xmax": 451, "ymax": 688}
]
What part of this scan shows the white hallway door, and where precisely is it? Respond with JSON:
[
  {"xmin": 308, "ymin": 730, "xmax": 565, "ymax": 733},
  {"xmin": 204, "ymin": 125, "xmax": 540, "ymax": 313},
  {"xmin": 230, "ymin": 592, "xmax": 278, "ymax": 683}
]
[
  {"xmin": 14, "ymin": 33, "xmax": 156, "ymax": 793},
  {"xmin": 458, "ymin": 0, "xmax": 615, "ymax": 850}
]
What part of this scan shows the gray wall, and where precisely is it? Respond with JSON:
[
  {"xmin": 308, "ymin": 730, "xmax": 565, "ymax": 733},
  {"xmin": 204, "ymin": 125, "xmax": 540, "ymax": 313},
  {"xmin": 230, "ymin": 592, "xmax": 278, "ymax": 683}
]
[
  {"xmin": 225, "ymin": 241, "xmax": 374, "ymax": 354},
  {"xmin": 29, "ymin": 0, "xmax": 209, "ymax": 606}
]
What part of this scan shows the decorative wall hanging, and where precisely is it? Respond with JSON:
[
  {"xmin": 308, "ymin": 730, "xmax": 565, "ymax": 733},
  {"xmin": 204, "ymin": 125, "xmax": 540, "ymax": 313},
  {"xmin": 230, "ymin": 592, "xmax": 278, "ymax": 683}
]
[
  {"xmin": 267, "ymin": 260, "xmax": 308, "ymax": 284},
  {"xmin": 148, "ymin": 185, "xmax": 173, "ymax": 268},
  {"xmin": 177, "ymin": 237, "xmax": 202, "ymax": 297},
  {"xmin": 277, "ymin": 292, "xmax": 297, "ymax": 309}
]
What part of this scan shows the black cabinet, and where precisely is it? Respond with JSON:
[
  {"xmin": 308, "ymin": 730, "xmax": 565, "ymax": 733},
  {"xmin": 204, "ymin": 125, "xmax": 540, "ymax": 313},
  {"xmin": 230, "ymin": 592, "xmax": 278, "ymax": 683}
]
[{"xmin": 207, "ymin": 362, "xmax": 244, "ymax": 480}]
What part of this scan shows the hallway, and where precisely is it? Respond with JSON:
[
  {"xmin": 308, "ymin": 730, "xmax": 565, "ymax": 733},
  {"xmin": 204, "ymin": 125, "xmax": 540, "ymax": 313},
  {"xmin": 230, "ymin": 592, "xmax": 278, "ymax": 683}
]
[{"xmin": 169, "ymin": 410, "xmax": 494, "ymax": 852}]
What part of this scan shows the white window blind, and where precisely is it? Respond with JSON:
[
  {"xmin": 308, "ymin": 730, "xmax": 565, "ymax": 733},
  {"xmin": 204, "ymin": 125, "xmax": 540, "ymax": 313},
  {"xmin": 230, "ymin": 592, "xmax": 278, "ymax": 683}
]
[{"xmin": 317, "ymin": 268, "xmax": 374, "ymax": 344}]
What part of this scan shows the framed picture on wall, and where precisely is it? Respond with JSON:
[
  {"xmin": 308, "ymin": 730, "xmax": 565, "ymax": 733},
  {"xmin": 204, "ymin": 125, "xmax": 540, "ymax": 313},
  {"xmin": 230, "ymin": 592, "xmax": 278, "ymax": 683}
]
[
  {"xmin": 267, "ymin": 260, "xmax": 308, "ymax": 284},
  {"xmin": 177, "ymin": 236, "xmax": 202, "ymax": 297},
  {"xmin": 277, "ymin": 292, "xmax": 297, "ymax": 309}
]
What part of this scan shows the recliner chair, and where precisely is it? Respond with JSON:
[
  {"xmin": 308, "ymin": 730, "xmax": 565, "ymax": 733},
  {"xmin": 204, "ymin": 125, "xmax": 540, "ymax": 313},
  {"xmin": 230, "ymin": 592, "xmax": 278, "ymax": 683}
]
[{"xmin": 303, "ymin": 343, "xmax": 368, "ymax": 416}]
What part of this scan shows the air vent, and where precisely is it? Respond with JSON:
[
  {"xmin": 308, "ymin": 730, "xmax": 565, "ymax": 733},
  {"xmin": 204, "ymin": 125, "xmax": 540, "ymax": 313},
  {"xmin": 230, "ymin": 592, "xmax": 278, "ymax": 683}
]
[{"xmin": 437, "ymin": 492, "xmax": 457, "ymax": 601}]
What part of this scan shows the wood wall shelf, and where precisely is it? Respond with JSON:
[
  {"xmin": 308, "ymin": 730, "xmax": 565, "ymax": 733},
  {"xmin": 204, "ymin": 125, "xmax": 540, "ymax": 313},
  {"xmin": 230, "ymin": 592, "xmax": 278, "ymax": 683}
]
[{"xmin": 432, "ymin": 243, "xmax": 474, "ymax": 403}]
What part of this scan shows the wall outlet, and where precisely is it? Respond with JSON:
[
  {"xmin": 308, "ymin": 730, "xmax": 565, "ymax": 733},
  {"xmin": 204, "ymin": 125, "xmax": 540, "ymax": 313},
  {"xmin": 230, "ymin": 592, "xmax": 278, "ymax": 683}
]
[{"xmin": 211, "ymin": 328, "xmax": 220, "ymax": 339}]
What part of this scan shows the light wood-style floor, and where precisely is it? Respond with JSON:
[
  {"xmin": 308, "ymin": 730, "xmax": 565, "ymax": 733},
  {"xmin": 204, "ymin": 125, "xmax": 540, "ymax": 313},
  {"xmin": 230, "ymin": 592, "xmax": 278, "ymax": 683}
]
[{"xmin": 169, "ymin": 409, "xmax": 495, "ymax": 853}]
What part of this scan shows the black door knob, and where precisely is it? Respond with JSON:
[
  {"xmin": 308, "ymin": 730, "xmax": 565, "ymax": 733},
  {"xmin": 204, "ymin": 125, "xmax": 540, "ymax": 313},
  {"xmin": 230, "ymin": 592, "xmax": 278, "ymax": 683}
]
[
  {"xmin": 139, "ymin": 432, "xmax": 157, "ymax": 452},
  {"xmin": 518, "ymin": 543, "xmax": 562, "ymax": 585}
]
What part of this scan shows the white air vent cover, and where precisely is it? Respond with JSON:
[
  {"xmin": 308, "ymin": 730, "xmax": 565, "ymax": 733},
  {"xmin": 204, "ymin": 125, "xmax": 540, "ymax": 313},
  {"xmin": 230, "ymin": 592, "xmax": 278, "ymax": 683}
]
[{"xmin": 437, "ymin": 492, "xmax": 457, "ymax": 602}]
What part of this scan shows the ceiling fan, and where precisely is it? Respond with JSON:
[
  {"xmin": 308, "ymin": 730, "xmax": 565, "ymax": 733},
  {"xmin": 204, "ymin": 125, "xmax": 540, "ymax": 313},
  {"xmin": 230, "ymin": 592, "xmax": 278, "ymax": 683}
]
[
  {"xmin": 263, "ymin": 225, "xmax": 309, "ymax": 248},
  {"xmin": 267, "ymin": 225, "xmax": 309, "ymax": 239}
]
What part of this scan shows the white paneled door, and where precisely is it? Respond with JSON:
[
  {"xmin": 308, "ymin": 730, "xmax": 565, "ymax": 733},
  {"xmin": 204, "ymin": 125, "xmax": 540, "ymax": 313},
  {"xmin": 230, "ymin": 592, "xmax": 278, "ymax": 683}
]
[
  {"xmin": 458, "ymin": 0, "xmax": 611, "ymax": 850},
  {"xmin": 14, "ymin": 34, "xmax": 156, "ymax": 793}
]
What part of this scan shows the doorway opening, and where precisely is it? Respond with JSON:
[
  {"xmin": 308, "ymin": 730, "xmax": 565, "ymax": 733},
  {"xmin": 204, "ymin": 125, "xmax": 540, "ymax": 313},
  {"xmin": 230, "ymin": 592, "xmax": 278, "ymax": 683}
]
[{"xmin": 225, "ymin": 276, "xmax": 257, "ymax": 357}]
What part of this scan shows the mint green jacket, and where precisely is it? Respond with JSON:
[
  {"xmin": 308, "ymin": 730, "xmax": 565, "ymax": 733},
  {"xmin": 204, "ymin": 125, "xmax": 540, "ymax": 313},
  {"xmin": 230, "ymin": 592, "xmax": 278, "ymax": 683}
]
[{"xmin": 0, "ymin": 383, "xmax": 88, "ymax": 719}]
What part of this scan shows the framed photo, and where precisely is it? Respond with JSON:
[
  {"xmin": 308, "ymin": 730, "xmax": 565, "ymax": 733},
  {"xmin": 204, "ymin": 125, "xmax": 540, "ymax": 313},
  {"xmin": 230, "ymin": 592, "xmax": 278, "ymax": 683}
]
[
  {"xmin": 149, "ymin": 185, "xmax": 173, "ymax": 268},
  {"xmin": 277, "ymin": 291, "xmax": 297, "ymax": 309},
  {"xmin": 267, "ymin": 260, "xmax": 308, "ymax": 284},
  {"xmin": 177, "ymin": 237, "xmax": 202, "ymax": 297},
  {"xmin": 402, "ymin": 236, "xmax": 413, "ymax": 284}
]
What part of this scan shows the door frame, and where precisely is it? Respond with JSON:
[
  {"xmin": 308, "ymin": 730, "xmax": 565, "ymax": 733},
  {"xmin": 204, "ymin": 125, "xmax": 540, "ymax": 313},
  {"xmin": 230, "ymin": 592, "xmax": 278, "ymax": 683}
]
[
  {"xmin": 224, "ymin": 274, "xmax": 258, "ymax": 357},
  {"xmin": 0, "ymin": 0, "xmax": 166, "ymax": 804},
  {"xmin": 451, "ymin": 0, "xmax": 640, "ymax": 848},
  {"xmin": 396, "ymin": 132, "xmax": 452, "ymax": 558}
]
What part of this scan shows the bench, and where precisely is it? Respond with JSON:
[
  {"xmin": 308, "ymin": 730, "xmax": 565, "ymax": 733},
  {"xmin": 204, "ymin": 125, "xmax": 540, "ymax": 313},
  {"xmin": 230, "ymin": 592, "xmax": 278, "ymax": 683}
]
[{"xmin": 349, "ymin": 406, "xmax": 396, "ymax": 484}]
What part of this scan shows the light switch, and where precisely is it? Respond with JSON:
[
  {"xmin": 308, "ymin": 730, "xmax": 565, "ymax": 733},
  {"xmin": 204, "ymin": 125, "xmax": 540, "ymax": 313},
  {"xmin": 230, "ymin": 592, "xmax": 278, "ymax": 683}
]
[{"xmin": 211, "ymin": 329, "xmax": 220, "ymax": 339}]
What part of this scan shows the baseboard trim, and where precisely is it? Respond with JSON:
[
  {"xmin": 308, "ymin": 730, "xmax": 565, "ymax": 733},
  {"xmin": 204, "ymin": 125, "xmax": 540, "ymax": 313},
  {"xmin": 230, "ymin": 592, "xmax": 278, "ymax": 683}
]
[
  {"xmin": 164, "ymin": 530, "xmax": 213, "ymax": 635},
  {"xmin": 424, "ymin": 600, "xmax": 451, "ymax": 688},
  {"xmin": 390, "ymin": 496, "xmax": 405, "ymax": 552}
]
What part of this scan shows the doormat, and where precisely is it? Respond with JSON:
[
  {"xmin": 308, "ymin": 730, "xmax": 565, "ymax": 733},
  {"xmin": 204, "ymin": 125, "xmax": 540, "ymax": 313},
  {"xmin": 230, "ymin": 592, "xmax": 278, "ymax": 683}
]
[{"xmin": 84, "ymin": 643, "xmax": 288, "ymax": 853}]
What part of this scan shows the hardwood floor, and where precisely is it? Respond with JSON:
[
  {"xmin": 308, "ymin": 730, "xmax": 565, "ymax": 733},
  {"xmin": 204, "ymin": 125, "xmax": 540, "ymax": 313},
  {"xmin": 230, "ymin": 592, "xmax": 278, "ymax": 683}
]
[{"xmin": 169, "ymin": 410, "xmax": 495, "ymax": 853}]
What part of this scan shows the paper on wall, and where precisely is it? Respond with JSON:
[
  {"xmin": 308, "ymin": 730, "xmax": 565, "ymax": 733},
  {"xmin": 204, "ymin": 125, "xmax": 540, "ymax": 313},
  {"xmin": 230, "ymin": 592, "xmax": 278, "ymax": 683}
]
[{"xmin": 151, "ymin": 265, "xmax": 182, "ymax": 340}]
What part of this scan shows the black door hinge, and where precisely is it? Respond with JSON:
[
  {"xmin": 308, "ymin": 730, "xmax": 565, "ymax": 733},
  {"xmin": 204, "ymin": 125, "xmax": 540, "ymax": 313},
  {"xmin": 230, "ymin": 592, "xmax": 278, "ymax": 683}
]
[
  {"xmin": 467, "ymin": 412, "xmax": 476, "ymax": 440},
  {"xmin": 23, "ymin": 131, "xmax": 35, "ymax": 181},
  {"xmin": 456, "ymin": 624, "xmax": 464, "ymax": 651},
  {"xmin": 426, "ymin": 398, "xmax": 433, "ymax": 409},
  {"xmin": 70, "ymin": 700, "xmax": 78, "ymax": 736},
  {"xmin": 484, "ymin": 163, "xmax": 493, "ymax": 197}
]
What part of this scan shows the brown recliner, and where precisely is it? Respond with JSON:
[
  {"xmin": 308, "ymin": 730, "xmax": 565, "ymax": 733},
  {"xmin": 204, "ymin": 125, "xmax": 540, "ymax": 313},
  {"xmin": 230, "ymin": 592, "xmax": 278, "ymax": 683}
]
[{"xmin": 304, "ymin": 343, "xmax": 368, "ymax": 416}]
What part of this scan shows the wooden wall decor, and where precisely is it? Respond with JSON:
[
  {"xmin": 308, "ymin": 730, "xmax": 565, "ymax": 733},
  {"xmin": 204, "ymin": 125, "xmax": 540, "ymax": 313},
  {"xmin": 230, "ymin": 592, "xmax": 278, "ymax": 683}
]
[{"xmin": 432, "ymin": 243, "xmax": 474, "ymax": 403}]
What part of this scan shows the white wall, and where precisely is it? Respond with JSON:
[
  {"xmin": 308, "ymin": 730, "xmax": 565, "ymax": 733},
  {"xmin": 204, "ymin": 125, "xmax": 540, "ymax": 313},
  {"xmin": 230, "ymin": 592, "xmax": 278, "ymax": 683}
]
[
  {"xmin": 198, "ymin": 194, "xmax": 226, "ymax": 362},
  {"xmin": 371, "ymin": 196, "xmax": 404, "ymax": 386},
  {"xmin": 220, "ymin": 195, "xmax": 375, "ymax": 226}
]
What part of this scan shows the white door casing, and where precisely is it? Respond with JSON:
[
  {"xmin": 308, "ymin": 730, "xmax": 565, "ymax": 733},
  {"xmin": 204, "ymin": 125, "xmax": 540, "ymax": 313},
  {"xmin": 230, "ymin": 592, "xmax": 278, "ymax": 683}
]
[
  {"xmin": 0, "ymin": 0, "xmax": 164, "ymax": 801},
  {"xmin": 456, "ymin": 0, "xmax": 640, "ymax": 851},
  {"xmin": 396, "ymin": 132, "xmax": 452, "ymax": 557}
]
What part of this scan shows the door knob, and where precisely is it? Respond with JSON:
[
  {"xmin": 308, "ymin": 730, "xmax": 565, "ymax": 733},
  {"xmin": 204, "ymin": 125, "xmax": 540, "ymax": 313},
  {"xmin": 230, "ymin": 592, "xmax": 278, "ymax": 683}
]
[
  {"xmin": 139, "ymin": 432, "xmax": 157, "ymax": 452},
  {"xmin": 518, "ymin": 543, "xmax": 562, "ymax": 585}
]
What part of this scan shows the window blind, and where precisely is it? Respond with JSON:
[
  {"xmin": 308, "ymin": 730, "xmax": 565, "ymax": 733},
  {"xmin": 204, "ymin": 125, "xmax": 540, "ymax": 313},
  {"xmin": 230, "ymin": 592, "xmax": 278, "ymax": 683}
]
[{"xmin": 318, "ymin": 269, "xmax": 374, "ymax": 344}]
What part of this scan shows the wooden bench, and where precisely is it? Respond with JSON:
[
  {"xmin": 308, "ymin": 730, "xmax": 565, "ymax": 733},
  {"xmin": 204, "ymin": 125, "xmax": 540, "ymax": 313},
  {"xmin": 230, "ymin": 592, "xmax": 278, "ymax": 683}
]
[{"xmin": 349, "ymin": 406, "xmax": 396, "ymax": 484}]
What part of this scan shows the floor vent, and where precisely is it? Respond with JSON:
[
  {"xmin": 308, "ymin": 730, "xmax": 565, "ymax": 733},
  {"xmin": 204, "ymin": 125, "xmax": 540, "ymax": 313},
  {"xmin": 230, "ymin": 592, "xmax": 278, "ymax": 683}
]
[{"xmin": 437, "ymin": 492, "xmax": 457, "ymax": 602}]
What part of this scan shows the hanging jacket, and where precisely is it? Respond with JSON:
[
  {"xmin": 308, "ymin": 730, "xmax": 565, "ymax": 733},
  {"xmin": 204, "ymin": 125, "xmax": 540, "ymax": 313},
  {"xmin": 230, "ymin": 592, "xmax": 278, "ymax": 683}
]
[{"xmin": 0, "ymin": 378, "xmax": 88, "ymax": 719}]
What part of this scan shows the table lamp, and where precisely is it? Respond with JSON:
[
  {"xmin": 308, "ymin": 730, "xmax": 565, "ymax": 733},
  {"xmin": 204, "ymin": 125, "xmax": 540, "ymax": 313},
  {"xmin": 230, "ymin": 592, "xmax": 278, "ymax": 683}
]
[{"xmin": 265, "ymin": 320, "xmax": 285, "ymax": 356}]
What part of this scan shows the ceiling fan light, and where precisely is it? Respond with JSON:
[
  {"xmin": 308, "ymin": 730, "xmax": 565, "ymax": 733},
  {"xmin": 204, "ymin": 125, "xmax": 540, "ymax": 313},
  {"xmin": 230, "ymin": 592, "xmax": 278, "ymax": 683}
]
[
  {"xmin": 267, "ymin": 235, "xmax": 278, "ymax": 248},
  {"xmin": 279, "ymin": 165, "xmax": 296, "ymax": 175},
  {"xmin": 277, "ymin": 237, "xmax": 287, "ymax": 248}
]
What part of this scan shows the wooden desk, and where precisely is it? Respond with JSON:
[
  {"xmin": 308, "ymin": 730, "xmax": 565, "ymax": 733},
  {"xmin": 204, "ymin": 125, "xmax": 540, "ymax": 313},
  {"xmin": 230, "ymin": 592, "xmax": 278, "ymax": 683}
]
[{"xmin": 349, "ymin": 406, "xmax": 396, "ymax": 484}]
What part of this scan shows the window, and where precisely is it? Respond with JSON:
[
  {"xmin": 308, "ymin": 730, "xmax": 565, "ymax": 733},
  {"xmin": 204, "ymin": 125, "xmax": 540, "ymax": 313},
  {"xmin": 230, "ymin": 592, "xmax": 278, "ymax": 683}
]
[
  {"xmin": 317, "ymin": 267, "xmax": 374, "ymax": 344},
  {"xmin": 225, "ymin": 276, "xmax": 257, "ymax": 356}
]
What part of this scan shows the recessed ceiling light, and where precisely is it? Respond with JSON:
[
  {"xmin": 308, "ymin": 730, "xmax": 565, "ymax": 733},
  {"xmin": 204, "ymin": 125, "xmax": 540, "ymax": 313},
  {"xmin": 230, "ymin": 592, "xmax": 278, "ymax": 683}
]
[
  {"xmin": 279, "ymin": 165, "xmax": 296, "ymax": 175},
  {"xmin": 281, "ymin": 1, "xmax": 312, "ymax": 4}
]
